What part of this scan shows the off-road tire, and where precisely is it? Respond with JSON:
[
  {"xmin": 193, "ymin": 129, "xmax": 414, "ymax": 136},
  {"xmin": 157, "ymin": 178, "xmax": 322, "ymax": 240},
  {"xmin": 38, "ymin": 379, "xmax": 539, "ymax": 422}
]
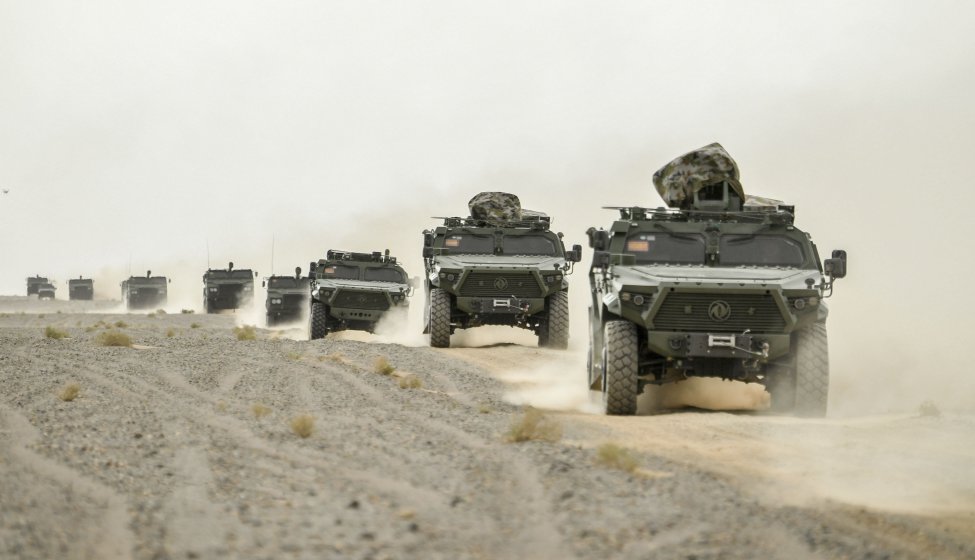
[
  {"xmin": 429, "ymin": 288, "xmax": 451, "ymax": 348},
  {"xmin": 538, "ymin": 291, "xmax": 569, "ymax": 350},
  {"xmin": 794, "ymin": 323, "xmax": 829, "ymax": 417},
  {"xmin": 266, "ymin": 313, "xmax": 275, "ymax": 328},
  {"xmin": 310, "ymin": 302, "xmax": 328, "ymax": 340},
  {"xmin": 603, "ymin": 321, "xmax": 639, "ymax": 415}
]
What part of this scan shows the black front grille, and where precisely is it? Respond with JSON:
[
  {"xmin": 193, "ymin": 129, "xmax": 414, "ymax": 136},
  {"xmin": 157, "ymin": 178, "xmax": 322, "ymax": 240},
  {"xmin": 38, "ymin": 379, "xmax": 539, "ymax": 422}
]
[
  {"xmin": 458, "ymin": 272, "xmax": 543, "ymax": 298},
  {"xmin": 283, "ymin": 293, "xmax": 307, "ymax": 307},
  {"xmin": 333, "ymin": 290, "xmax": 389, "ymax": 310},
  {"xmin": 652, "ymin": 292, "xmax": 786, "ymax": 333}
]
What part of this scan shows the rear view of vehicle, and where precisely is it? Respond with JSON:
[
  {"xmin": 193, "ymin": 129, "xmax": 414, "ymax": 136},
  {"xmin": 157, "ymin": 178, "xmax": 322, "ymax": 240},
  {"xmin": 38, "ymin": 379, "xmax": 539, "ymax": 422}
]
[
  {"xmin": 68, "ymin": 277, "xmax": 94, "ymax": 300},
  {"xmin": 308, "ymin": 250, "xmax": 412, "ymax": 339},
  {"xmin": 121, "ymin": 271, "xmax": 169, "ymax": 310},
  {"xmin": 264, "ymin": 267, "xmax": 310, "ymax": 326},
  {"xmin": 203, "ymin": 262, "xmax": 256, "ymax": 313}
]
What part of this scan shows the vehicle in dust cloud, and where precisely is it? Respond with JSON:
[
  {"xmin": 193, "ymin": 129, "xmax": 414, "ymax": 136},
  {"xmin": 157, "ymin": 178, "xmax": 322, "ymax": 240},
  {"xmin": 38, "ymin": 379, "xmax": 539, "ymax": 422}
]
[
  {"xmin": 308, "ymin": 250, "xmax": 412, "ymax": 339},
  {"xmin": 121, "ymin": 271, "xmax": 169, "ymax": 310},
  {"xmin": 36, "ymin": 282, "xmax": 57, "ymax": 301},
  {"xmin": 26, "ymin": 275, "xmax": 49, "ymax": 296},
  {"xmin": 586, "ymin": 143, "xmax": 847, "ymax": 417},
  {"xmin": 421, "ymin": 192, "xmax": 582, "ymax": 349},
  {"xmin": 68, "ymin": 277, "xmax": 94, "ymax": 300},
  {"xmin": 203, "ymin": 262, "xmax": 257, "ymax": 313},
  {"xmin": 264, "ymin": 267, "xmax": 310, "ymax": 326}
]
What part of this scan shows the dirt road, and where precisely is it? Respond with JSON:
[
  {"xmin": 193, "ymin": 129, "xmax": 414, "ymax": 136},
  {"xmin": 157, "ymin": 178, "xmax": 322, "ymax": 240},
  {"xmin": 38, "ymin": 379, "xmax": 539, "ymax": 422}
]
[{"xmin": 1, "ymin": 306, "xmax": 973, "ymax": 559}]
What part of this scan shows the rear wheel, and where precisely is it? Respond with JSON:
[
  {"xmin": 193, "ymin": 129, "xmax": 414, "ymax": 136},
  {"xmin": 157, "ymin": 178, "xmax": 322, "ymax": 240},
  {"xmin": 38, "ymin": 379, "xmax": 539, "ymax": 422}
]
[
  {"xmin": 538, "ymin": 291, "xmax": 569, "ymax": 349},
  {"xmin": 603, "ymin": 321, "xmax": 639, "ymax": 415},
  {"xmin": 310, "ymin": 302, "xmax": 328, "ymax": 340},
  {"xmin": 429, "ymin": 288, "xmax": 451, "ymax": 348}
]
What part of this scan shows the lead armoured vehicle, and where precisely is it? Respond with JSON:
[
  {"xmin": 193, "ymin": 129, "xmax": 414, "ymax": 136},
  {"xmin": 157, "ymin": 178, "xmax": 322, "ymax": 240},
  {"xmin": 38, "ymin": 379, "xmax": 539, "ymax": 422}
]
[
  {"xmin": 121, "ymin": 271, "xmax": 169, "ymax": 310},
  {"xmin": 422, "ymin": 192, "xmax": 582, "ymax": 349},
  {"xmin": 264, "ymin": 267, "xmax": 310, "ymax": 326},
  {"xmin": 69, "ymin": 277, "xmax": 94, "ymax": 300},
  {"xmin": 36, "ymin": 282, "xmax": 57, "ymax": 300},
  {"xmin": 587, "ymin": 144, "xmax": 847, "ymax": 416},
  {"xmin": 27, "ymin": 276, "xmax": 49, "ymax": 296},
  {"xmin": 308, "ymin": 250, "xmax": 412, "ymax": 339},
  {"xmin": 203, "ymin": 262, "xmax": 256, "ymax": 313}
]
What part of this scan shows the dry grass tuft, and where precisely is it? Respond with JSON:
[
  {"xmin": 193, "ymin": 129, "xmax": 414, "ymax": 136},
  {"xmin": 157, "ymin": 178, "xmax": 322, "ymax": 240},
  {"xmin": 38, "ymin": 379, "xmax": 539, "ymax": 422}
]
[
  {"xmin": 58, "ymin": 382, "xmax": 81, "ymax": 402},
  {"xmin": 595, "ymin": 443, "xmax": 640, "ymax": 473},
  {"xmin": 285, "ymin": 351, "xmax": 304, "ymax": 361},
  {"xmin": 155, "ymin": 308, "xmax": 167, "ymax": 315},
  {"xmin": 290, "ymin": 414, "xmax": 315, "ymax": 438},
  {"xmin": 165, "ymin": 328, "xmax": 176, "ymax": 338},
  {"xmin": 918, "ymin": 400, "xmax": 941, "ymax": 418},
  {"xmin": 373, "ymin": 356, "xmax": 396, "ymax": 375},
  {"xmin": 252, "ymin": 403, "xmax": 272, "ymax": 418},
  {"xmin": 398, "ymin": 374, "xmax": 422, "ymax": 389},
  {"xmin": 96, "ymin": 330, "xmax": 133, "ymax": 347},
  {"xmin": 44, "ymin": 326, "xmax": 69, "ymax": 339},
  {"xmin": 190, "ymin": 322, "xmax": 201, "ymax": 329},
  {"xmin": 504, "ymin": 407, "xmax": 562, "ymax": 443},
  {"xmin": 234, "ymin": 325, "xmax": 257, "ymax": 341},
  {"xmin": 114, "ymin": 320, "xmax": 128, "ymax": 328},
  {"xmin": 318, "ymin": 353, "xmax": 345, "ymax": 363},
  {"xmin": 478, "ymin": 403, "xmax": 492, "ymax": 414}
]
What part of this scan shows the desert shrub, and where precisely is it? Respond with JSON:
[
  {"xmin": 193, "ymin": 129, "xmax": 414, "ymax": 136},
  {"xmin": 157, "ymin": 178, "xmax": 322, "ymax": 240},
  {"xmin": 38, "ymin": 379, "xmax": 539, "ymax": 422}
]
[
  {"xmin": 234, "ymin": 325, "xmax": 257, "ymax": 341},
  {"xmin": 504, "ymin": 407, "xmax": 562, "ymax": 443},
  {"xmin": 373, "ymin": 356, "xmax": 395, "ymax": 375},
  {"xmin": 286, "ymin": 351, "xmax": 303, "ymax": 361},
  {"xmin": 252, "ymin": 403, "xmax": 272, "ymax": 418},
  {"xmin": 44, "ymin": 326, "xmax": 69, "ymax": 339},
  {"xmin": 398, "ymin": 374, "xmax": 422, "ymax": 389},
  {"xmin": 478, "ymin": 403, "xmax": 492, "ymax": 414},
  {"xmin": 96, "ymin": 330, "xmax": 132, "ymax": 347},
  {"xmin": 595, "ymin": 443, "xmax": 639, "ymax": 473},
  {"xmin": 165, "ymin": 328, "xmax": 176, "ymax": 338},
  {"xmin": 114, "ymin": 320, "xmax": 128, "ymax": 328},
  {"xmin": 918, "ymin": 400, "xmax": 941, "ymax": 418},
  {"xmin": 190, "ymin": 322, "xmax": 201, "ymax": 329},
  {"xmin": 290, "ymin": 414, "xmax": 315, "ymax": 438},
  {"xmin": 318, "ymin": 353, "xmax": 345, "ymax": 363},
  {"xmin": 181, "ymin": 309, "xmax": 194, "ymax": 314},
  {"xmin": 155, "ymin": 308, "xmax": 167, "ymax": 315},
  {"xmin": 58, "ymin": 383, "xmax": 81, "ymax": 402}
]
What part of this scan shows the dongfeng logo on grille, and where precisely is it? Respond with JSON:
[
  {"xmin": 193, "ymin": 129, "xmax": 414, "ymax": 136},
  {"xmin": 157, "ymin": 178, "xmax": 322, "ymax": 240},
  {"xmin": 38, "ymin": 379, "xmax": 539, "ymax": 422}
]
[
  {"xmin": 357, "ymin": 295, "xmax": 367, "ymax": 304},
  {"xmin": 493, "ymin": 277, "xmax": 508, "ymax": 290},
  {"xmin": 708, "ymin": 300, "xmax": 731, "ymax": 322}
]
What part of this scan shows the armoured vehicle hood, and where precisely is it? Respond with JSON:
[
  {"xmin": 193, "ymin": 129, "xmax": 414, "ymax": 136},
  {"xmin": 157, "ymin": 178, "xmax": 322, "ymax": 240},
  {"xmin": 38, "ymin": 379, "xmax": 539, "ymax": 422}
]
[
  {"xmin": 615, "ymin": 265, "xmax": 820, "ymax": 288},
  {"xmin": 433, "ymin": 255, "xmax": 565, "ymax": 270},
  {"xmin": 315, "ymin": 278, "xmax": 408, "ymax": 292}
]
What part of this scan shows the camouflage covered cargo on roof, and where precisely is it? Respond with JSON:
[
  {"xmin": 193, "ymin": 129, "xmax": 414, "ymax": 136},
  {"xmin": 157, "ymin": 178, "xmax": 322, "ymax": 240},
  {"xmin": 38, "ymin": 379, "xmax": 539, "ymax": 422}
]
[
  {"xmin": 468, "ymin": 192, "xmax": 522, "ymax": 222},
  {"xmin": 651, "ymin": 142, "xmax": 745, "ymax": 208}
]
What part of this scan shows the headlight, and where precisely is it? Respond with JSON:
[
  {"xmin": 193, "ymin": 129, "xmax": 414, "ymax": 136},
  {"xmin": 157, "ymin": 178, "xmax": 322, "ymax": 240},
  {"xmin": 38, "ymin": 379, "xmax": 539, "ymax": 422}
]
[
  {"xmin": 620, "ymin": 292, "xmax": 631, "ymax": 301},
  {"xmin": 270, "ymin": 298, "xmax": 282, "ymax": 304},
  {"xmin": 633, "ymin": 295, "xmax": 645, "ymax": 306},
  {"xmin": 208, "ymin": 287, "xmax": 218, "ymax": 292},
  {"xmin": 244, "ymin": 285, "xmax": 252, "ymax": 291}
]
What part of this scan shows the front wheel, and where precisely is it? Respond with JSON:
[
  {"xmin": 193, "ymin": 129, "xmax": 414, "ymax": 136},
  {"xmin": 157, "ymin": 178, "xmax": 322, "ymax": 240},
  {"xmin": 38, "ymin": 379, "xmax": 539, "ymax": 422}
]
[
  {"xmin": 603, "ymin": 321, "xmax": 639, "ymax": 415},
  {"xmin": 766, "ymin": 323, "xmax": 829, "ymax": 417},
  {"xmin": 428, "ymin": 288, "xmax": 451, "ymax": 348},
  {"xmin": 309, "ymin": 302, "xmax": 329, "ymax": 340},
  {"xmin": 538, "ymin": 291, "xmax": 570, "ymax": 350}
]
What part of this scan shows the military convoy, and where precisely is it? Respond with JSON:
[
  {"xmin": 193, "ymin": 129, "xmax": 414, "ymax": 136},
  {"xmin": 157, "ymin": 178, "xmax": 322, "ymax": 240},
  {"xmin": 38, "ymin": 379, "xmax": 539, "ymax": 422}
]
[
  {"xmin": 121, "ymin": 271, "xmax": 169, "ymax": 310},
  {"xmin": 422, "ymin": 192, "xmax": 581, "ymax": 349},
  {"xmin": 264, "ymin": 267, "xmax": 309, "ymax": 326},
  {"xmin": 203, "ymin": 262, "xmax": 256, "ymax": 313},
  {"xmin": 585, "ymin": 144, "xmax": 846, "ymax": 417},
  {"xmin": 68, "ymin": 277, "xmax": 94, "ymax": 300},
  {"xmin": 308, "ymin": 250, "xmax": 412, "ymax": 339}
]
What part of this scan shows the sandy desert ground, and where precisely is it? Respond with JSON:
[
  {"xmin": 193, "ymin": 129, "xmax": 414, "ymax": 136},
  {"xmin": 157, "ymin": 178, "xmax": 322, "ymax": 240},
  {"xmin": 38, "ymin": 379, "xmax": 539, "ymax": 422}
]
[{"xmin": 1, "ymin": 297, "xmax": 973, "ymax": 560}]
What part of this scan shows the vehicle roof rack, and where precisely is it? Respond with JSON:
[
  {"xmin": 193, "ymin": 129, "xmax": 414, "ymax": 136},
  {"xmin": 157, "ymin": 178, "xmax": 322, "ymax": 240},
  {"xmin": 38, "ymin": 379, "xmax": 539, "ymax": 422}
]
[
  {"xmin": 324, "ymin": 249, "xmax": 398, "ymax": 264},
  {"xmin": 603, "ymin": 205, "xmax": 795, "ymax": 225},
  {"xmin": 434, "ymin": 213, "xmax": 552, "ymax": 230}
]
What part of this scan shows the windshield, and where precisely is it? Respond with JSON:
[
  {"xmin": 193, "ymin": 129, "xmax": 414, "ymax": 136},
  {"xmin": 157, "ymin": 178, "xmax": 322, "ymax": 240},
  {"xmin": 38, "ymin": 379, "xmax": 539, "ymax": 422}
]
[
  {"xmin": 320, "ymin": 264, "xmax": 360, "ymax": 280},
  {"xmin": 625, "ymin": 233, "xmax": 706, "ymax": 264},
  {"xmin": 719, "ymin": 235, "xmax": 805, "ymax": 267},
  {"xmin": 208, "ymin": 270, "xmax": 253, "ymax": 279},
  {"xmin": 444, "ymin": 234, "xmax": 494, "ymax": 254},
  {"xmin": 268, "ymin": 277, "xmax": 302, "ymax": 288},
  {"xmin": 364, "ymin": 267, "xmax": 405, "ymax": 282},
  {"xmin": 502, "ymin": 234, "xmax": 560, "ymax": 256}
]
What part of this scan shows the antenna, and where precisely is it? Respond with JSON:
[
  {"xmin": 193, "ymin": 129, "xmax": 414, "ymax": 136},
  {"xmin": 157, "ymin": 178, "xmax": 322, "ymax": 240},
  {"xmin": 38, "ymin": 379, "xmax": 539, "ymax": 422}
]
[
  {"xmin": 206, "ymin": 238, "xmax": 210, "ymax": 269},
  {"xmin": 270, "ymin": 234, "xmax": 275, "ymax": 276}
]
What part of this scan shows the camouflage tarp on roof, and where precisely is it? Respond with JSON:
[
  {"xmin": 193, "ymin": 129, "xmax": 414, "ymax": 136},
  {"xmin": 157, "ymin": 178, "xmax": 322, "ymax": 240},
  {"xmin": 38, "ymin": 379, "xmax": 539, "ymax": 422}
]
[
  {"xmin": 652, "ymin": 143, "xmax": 746, "ymax": 208},
  {"xmin": 468, "ymin": 192, "xmax": 522, "ymax": 221}
]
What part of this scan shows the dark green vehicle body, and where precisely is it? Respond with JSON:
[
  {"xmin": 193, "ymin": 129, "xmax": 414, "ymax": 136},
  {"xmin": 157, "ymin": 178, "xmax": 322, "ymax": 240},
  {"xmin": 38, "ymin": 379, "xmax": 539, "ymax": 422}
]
[
  {"xmin": 264, "ymin": 269, "xmax": 310, "ymax": 326},
  {"xmin": 587, "ymin": 184, "xmax": 847, "ymax": 416},
  {"xmin": 308, "ymin": 250, "xmax": 412, "ymax": 339},
  {"xmin": 36, "ymin": 282, "xmax": 57, "ymax": 300},
  {"xmin": 122, "ymin": 273, "xmax": 168, "ymax": 310},
  {"xmin": 27, "ymin": 276, "xmax": 49, "ymax": 296},
  {"xmin": 69, "ymin": 277, "xmax": 94, "ymax": 300},
  {"xmin": 203, "ymin": 263, "xmax": 256, "ymax": 313},
  {"xmin": 422, "ymin": 215, "xmax": 582, "ymax": 348}
]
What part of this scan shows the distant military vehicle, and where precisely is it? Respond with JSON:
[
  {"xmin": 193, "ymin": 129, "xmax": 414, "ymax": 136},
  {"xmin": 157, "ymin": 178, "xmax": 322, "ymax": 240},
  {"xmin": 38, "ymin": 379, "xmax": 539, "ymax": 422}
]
[
  {"xmin": 27, "ymin": 275, "xmax": 49, "ymax": 296},
  {"xmin": 308, "ymin": 250, "xmax": 412, "ymax": 339},
  {"xmin": 586, "ymin": 143, "xmax": 847, "ymax": 416},
  {"xmin": 68, "ymin": 277, "xmax": 94, "ymax": 300},
  {"xmin": 36, "ymin": 282, "xmax": 56, "ymax": 300},
  {"xmin": 264, "ymin": 267, "xmax": 310, "ymax": 326},
  {"xmin": 422, "ymin": 192, "xmax": 582, "ymax": 349},
  {"xmin": 121, "ymin": 271, "xmax": 169, "ymax": 310},
  {"xmin": 203, "ymin": 262, "xmax": 256, "ymax": 313}
]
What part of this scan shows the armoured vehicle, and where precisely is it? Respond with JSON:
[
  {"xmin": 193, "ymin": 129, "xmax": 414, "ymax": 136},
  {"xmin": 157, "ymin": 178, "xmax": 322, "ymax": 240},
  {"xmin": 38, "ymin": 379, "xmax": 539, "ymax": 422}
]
[
  {"xmin": 68, "ymin": 277, "xmax": 94, "ymax": 300},
  {"xmin": 587, "ymin": 144, "xmax": 847, "ymax": 416},
  {"xmin": 36, "ymin": 282, "xmax": 56, "ymax": 300},
  {"xmin": 264, "ymin": 267, "xmax": 310, "ymax": 326},
  {"xmin": 203, "ymin": 262, "xmax": 256, "ymax": 313},
  {"xmin": 27, "ymin": 276, "xmax": 49, "ymax": 296},
  {"xmin": 121, "ymin": 271, "xmax": 169, "ymax": 310},
  {"xmin": 422, "ymin": 192, "xmax": 582, "ymax": 349},
  {"xmin": 308, "ymin": 250, "xmax": 412, "ymax": 339}
]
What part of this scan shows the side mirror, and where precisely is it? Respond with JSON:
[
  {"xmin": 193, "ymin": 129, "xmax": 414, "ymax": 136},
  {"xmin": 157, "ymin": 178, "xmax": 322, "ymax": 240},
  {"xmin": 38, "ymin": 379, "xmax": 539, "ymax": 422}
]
[
  {"xmin": 422, "ymin": 246, "xmax": 434, "ymax": 259},
  {"xmin": 593, "ymin": 251, "xmax": 611, "ymax": 268},
  {"xmin": 254, "ymin": 271, "xmax": 258, "ymax": 277},
  {"xmin": 824, "ymin": 250, "xmax": 847, "ymax": 279},
  {"xmin": 295, "ymin": 266, "xmax": 302, "ymax": 278},
  {"xmin": 587, "ymin": 227, "xmax": 609, "ymax": 251},
  {"xmin": 423, "ymin": 231, "xmax": 434, "ymax": 247},
  {"xmin": 308, "ymin": 261, "xmax": 317, "ymax": 276},
  {"xmin": 262, "ymin": 280, "xmax": 266, "ymax": 288},
  {"xmin": 567, "ymin": 244, "xmax": 583, "ymax": 263}
]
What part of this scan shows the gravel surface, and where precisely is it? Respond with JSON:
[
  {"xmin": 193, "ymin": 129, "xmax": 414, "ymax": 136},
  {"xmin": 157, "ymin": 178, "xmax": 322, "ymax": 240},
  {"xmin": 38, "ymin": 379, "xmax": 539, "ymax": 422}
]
[{"xmin": 1, "ymin": 302, "xmax": 973, "ymax": 559}]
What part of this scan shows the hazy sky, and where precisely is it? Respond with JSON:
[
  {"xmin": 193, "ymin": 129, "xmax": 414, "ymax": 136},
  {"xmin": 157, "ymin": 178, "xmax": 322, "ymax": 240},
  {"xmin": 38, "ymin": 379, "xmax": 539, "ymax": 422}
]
[{"xmin": 3, "ymin": 1, "xmax": 974, "ymax": 410}]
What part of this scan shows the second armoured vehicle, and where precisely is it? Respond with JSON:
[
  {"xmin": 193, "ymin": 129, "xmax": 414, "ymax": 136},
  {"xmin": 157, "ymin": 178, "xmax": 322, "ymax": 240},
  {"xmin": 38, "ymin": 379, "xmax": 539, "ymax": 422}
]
[
  {"xmin": 121, "ymin": 271, "xmax": 169, "ymax": 310},
  {"xmin": 36, "ymin": 282, "xmax": 57, "ymax": 300},
  {"xmin": 69, "ymin": 277, "xmax": 94, "ymax": 300},
  {"xmin": 203, "ymin": 262, "xmax": 256, "ymax": 313},
  {"xmin": 586, "ymin": 143, "xmax": 847, "ymax": 417},
  {"xmin": 308, "ymin": 250, "xmax": 412, "ymax": 339},
  {"xmin": 422, "ymin": 192, "xmax": 582, "ymax": 349},
  {"xmin": 27, "ymin": 275, "xmax": 49, "ymax": 296},
  {"xmin": 264, "ymin": 267, "xmax": 310, "ymax": 326}
]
